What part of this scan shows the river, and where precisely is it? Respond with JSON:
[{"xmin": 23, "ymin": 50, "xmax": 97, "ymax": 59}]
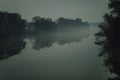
[{"xmin": 0, "ymin": 25, "xmax": 110, "ymax": 80}]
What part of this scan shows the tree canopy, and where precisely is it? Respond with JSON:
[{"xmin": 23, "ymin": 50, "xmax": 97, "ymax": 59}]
[
  {"xmin": 95, "ymin": 0, "xmax": 120, "ymax": 80},
  {"xmin": 0, "ymin": 11, "xmax": 27, "ymax": 38},
  {"xmin": 0, "ymin": 11, "xmax": 26, "ymax": 60},
  {"xmin": 0, "ymin": 11, "xmax": 90, "ymax": 60},
  {"xmin": 56, "ymin": 17, "xmax": 88, "ymax": 26}
]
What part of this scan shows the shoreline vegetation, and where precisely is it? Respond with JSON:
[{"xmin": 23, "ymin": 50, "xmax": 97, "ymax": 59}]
[
  {"xmin": 95, "ymin": 0, "xmax": 120, "ymax": 80},
  {"xmin": 0, "ymin": 11, "xmax": 90, "ymax": 60}
]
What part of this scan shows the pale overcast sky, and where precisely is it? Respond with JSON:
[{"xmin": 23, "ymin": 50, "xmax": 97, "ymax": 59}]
[{"xmin": 0, "ymin": 0, "xmax": 109, "ymax": 22}]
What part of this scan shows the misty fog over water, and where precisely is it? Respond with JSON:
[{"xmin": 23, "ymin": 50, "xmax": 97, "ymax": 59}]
[
  {"xmin": 0, "ymin": 25, "xmax": 110, "ymax": 80},
  {"xmin": 1, "ymin": 0, "xmax": 117, "ymax": 80}
]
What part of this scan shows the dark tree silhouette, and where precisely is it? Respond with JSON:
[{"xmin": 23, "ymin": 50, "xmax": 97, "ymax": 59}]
[
  {"xmin": 95, "ymin": 0, "xmax": 120, "ymax": 80},
  {"xmin": 0, "ymin": 11, "xmax": 27, "ymax": 60},
  {"xmin": 27, "ymin": 17, "xmax": 89, "ymax": 34},
  {"xmin": 0, "ymin": 37, "xmax": 26, "ymax": 60},
  {"xmin": 56, "ymin": 17, "xmax": 89, "ymax": 27},
  {"xmin": 28, "ymin": 26, "xmax": 90, "ymax": 50},
  {"xmin": 27, "ymin": 16, "xmax": 90, "ymax": 50},
  {"xmin": 0, "ymin": 11, "xmax": 27, "ymax": 38},
  {"xmin": 0, "ymin": 11, "xmax": 90, "ymax": 59},
  {"xmin": 28, "ymin": 16, "xmax": 56, "ymax": 33}
]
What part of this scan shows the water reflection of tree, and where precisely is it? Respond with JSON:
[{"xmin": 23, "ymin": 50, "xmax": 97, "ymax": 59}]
[
  {"xmin": 0, "ymin": 37, "xmax": 26, "ymax": 60},
  {"xmin": 0, "ymin": 11, "xmax": 26, "ymax": 60},
  {"xmin": 30, "ymin": 34, "xmax": 82, "ymax": 50},
  {"xmin": 27, "ymin": 16, "xmax": 90, "ymax": 50},
  {"xmin": 0, "ymin": 11, "xmax": 90, "ymax": 59},
  {"xmin": 29, "ymin": 33, "xmax": 56, "ymax": 50},
  {"xmin": 29, "ymin": 34, "xmax": 82, "ymax": 50},
  {"xmin": 29, "ymin": 27, "xmax": 89, "ymax": 50},
  {"xmin": 95, "ymin": 0, "xmax": 120, "ymax": 80}
]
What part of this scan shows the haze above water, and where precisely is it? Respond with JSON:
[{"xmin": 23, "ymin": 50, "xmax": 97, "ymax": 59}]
[
  {"xmin": 0, "ymin": 0, "xmax": 111, "ymax": 79},
  {"xmin": 0, "ymin": 25, "xmax": 110, "ymax": 80}
]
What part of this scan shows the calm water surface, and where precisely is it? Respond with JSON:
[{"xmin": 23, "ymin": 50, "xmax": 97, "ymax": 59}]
[{"xmin": 0, "ymin": 25, "xmax": 110, "ymax": 80}]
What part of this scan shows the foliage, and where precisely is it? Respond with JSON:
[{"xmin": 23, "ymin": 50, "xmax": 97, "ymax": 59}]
[
  {"xmin": 0, "ymin": 11, "xmax": 26, "ymax": 60},
  {"xmin": 56, "ymin": 17, "xmax": 88, "ymax": 26},
  {"xmin": 28, "ymin": 16, "xmax": 56, "ymax": 33},
  {"xmin": 0, "ymin": 11, "xmax": 27, "ymax": 38},
  {"xmin": 95, "ymin": 0, "xmax": 120, "ymax": 79}
]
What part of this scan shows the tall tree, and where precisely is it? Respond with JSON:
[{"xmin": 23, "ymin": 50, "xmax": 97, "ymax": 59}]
[
  {"xmin": 95, "ymin": 0, "xmax": 120, "ymax": 80},
  {"xmin": 0, "ymin": 11, "xmax": 26, "ymax": 60},
  {"xmin": 0, "ymin": 11, "xmax": 27, "ymax": 38}
]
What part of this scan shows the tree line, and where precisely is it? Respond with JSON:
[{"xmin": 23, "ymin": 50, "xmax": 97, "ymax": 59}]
[
  {"xmin": 0, "ymin": 11, "xmax": 89, "ymax": 37},
  {"xmin": 0, "ymin": 11, "xmax": 89, "ymax": 60}
]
